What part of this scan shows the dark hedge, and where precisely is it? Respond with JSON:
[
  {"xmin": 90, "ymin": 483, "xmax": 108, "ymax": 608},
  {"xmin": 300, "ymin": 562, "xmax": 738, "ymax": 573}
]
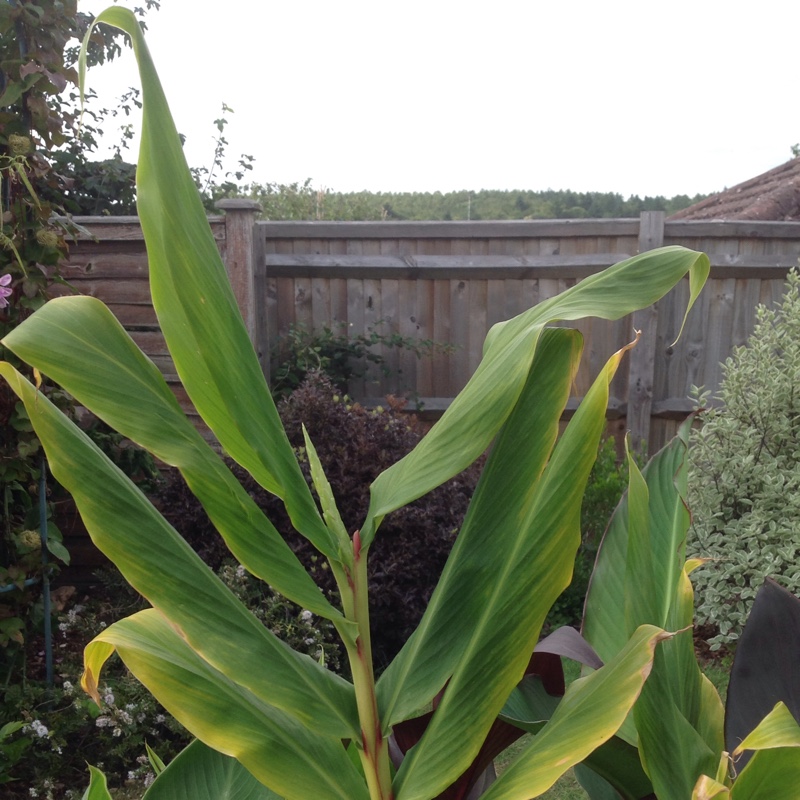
[{"xmin": 155, "ymin": 373, "xmax": 484, "ymax": 670}]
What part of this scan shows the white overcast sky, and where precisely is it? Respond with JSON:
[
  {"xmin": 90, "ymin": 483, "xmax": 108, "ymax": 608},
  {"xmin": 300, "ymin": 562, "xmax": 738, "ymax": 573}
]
[{"xmin": 77, "ymin": 0, "xmax": 800, "ymax": 199}]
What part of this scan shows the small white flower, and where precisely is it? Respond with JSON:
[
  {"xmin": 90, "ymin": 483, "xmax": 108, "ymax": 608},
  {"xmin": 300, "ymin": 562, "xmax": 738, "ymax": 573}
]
[
  {"xmin": 26, "ymin": 720, "xmax": 49, "ymax": 738},
  {"xmin": 300, "ymin": 609, "xmax": 313, "ymax": 622},
  {"xmin": 235, "ymin": 564, "xmax": 246, "ymax": 578},
  {"xmin": 62, "ymin": 680, "xmax": 74, "ymax": 695}
]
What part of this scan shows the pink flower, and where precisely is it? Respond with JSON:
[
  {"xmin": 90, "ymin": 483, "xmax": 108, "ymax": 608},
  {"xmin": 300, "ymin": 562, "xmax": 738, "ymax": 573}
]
[{"xmin": 0, "ymin": 273, "xmax": 11, "ymax": 308}]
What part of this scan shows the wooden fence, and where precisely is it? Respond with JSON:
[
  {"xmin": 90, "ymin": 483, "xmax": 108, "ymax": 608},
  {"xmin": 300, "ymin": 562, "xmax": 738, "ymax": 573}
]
[{"xmin": 59, "ymin": 207, "xmax": 800, "ymax": 454}]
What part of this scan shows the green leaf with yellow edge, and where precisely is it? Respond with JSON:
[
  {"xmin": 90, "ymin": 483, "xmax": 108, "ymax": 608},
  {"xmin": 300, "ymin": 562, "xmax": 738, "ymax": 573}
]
[
  {"xmin": 479, "ymin": 625, "xmax": 672, "ymax": 800},
  {"xmin": 0, "ymin": 363, "xmax": 358, "ymax": 740},
  {"xmin": 364, "ymin": 246, "xmax": 709, "ymax": 546},
  {"xmin": 389, "ymin": 332, "xmax": 635, "ymax": 799},
  {"xmin": 85, "ymin": 609, "xmax": 367, "ymax": 800},
  {"xmin": 2, "ymin": 296, "xmax": 346, "ymax": 623},
  {"xmin": 379, "ymin": 328, "xmax": 582, "ymax": 735},
  {"xmin": 79, "ymin": 7, "xmax": 332, "ymax": 557}
]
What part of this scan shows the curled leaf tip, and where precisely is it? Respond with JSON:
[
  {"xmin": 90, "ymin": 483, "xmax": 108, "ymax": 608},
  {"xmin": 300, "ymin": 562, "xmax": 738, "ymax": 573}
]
[{"xmin": 81, "ymin": 666, "xmax": 101, "ymax": 706}]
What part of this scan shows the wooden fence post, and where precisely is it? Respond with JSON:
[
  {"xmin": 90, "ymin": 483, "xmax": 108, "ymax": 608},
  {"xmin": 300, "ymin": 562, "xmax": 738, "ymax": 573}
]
[
  {"xmin": 628, "ymin": 211, "xmax": 665, "ymax": 454},
  {"xmin": 215, "ymin": 199, "xmax": 265, "ymax": 369}
]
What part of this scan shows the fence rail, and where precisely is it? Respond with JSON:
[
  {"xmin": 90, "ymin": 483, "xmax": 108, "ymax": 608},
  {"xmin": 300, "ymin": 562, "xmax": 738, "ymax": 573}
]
[{"xmin": 59, "ymin": 209, "xmax": 800, "ymax": 454}]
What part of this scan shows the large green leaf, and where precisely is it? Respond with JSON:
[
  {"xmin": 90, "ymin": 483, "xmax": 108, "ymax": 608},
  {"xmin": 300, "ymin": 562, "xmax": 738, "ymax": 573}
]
[
  {"xmin": 583, "ymin": 419, "xmax": 725, "ymax": 798},
  {"xmin": 85, "ymin": 610, "xmax": 367, "ymax": 800},
  {"xmin": 388, "ymin": 332, "xmax": 634, "ymax": 799},
  {"xmin": 0, "ymin": 364, "xmax": 358, "ymax": 739},
  {"xmin": 479, "ymin": 625, "xmax": 671, "ymax": 800},
  {"xmin": 364, "ymin": 246, "xmax": 710, "ymax": 545},
  {"xmin": 2, "ymin": 296, "xmax": 349, "ymax": 623},
  {"xmin": 78, "ymin": 7, "xmax": 332, "ymax": 557},
  {"xmin": 583, "ymin": 418, "xmax": 693, "ymax": 657},
  {"xmin": 378, "ymin": 328, "xmax": 581, "ymax": 729},
  {"xmin": 144, "ymin": 740, "xmax": 282, "ymax": 800}
]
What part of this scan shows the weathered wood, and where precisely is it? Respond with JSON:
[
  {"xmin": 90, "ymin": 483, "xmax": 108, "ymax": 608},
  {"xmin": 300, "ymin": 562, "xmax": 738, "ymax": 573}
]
[
  {"xmin": 258, "ymin": 219, "xmax": 642, "ymax": 240},
  {"xmin": 628, "ymin": 211, "xmax": 665, "ymax": 452},
  {"xmin": 56, "ymin": 212, "xmax": 800, "ymax": 455},
  {"xmin": 666, "ymin": 220, "xmax": 800, "ymax": 239},
  {"xmin": 263, "ymin": 252, "xmax": 632, "ymax": 280},
  {"xmin": 216, "ymin": 199, "xmax": 262, "ymax": 344}
]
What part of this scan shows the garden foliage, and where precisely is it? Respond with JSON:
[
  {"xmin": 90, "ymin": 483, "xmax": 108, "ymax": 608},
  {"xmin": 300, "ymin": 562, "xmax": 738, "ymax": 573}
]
[
  {"xmin": 269, "ymin": 323, "xmax": 447, "ymax": 400},
  {"xmin": 0, "ymin": 8, "xmax": 721, "ymax": 799},
  {"xmin": 688, "ymin": 270, "xmax": 800, "ymax": 646},
  {"xmin": 157, "ymin": 372, "xmax": 483, "ymax": 670},
  {"xmin": 577, "ymin": 421, "xmax": 800, "ymax": 799}
]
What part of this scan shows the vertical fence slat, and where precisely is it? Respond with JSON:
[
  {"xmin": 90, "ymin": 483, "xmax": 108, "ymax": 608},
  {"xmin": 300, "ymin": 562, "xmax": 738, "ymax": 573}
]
[{"xmin": 628, "ymin": 211, "xmax": 665, "ymax": 453}]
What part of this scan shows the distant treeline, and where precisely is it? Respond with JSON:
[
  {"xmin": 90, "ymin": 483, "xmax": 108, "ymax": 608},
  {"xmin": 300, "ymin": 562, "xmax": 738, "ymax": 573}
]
[{"xmin": 228, "ymin": 181, "xmax": 709, "ymax": 221}]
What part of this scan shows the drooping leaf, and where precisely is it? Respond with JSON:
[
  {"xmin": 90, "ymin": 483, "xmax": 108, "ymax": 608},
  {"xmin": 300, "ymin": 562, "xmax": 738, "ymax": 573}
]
[
  {"xmin": 365, "ymin": 247, "xmax": 709, "ymax": 545},
  {"xmin": 86, "ymin": 609, "xmax": 367, "ymax": 800},
  {"xmin": 0, "ymin": 364, "xmax": 358, "ymax": 740},
  {"xmin": 2, "ymin": 297, "xmax": 347, "ymax": 622}
]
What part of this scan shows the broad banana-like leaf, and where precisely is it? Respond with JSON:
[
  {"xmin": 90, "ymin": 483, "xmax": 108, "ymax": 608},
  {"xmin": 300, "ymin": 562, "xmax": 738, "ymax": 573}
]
[
  {"xmin": 479, "ymin": 625, "xmax": 671, "ymax": 800},
  {"xmin": 582, "ymin": 419, "xmax": 725, "ymax": 798},
  {"xmin": 78, "ymin": 7, "xmax": 332, "ymax": 556},
  {"xmin": 143, "ymin": 739, "xmax": 282, "ymax": 799},
  {"xmin": 0, "ymin": 364, "xmax": 358, "ymax": 740},
  {"xmin": 364, "ymin": 247, "xmax": 709, "ymax": 544},
  {"xmin": 726, "ymin": 579, "xmax": 800, "ymax": 770},
  {"xmin": 583, "ymin": 417, "xmax": 693, "ymax": 656},
  {"xmin": 389, "ymin": 334, "xmax": 636, "ymax": 799},
  {"xmin": 2, "ymin": 297, "xmax": 350, "ymax": 622},
  {"xmin": 85, "ymin": 610, "xmax": 367, "ymax": 800}
]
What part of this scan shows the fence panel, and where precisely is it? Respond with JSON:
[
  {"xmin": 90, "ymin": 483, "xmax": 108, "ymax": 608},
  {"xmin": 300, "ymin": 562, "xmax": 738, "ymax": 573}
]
[{"xmin": 57, "ymin": 213, "xmax": 800, "ymax": 454}]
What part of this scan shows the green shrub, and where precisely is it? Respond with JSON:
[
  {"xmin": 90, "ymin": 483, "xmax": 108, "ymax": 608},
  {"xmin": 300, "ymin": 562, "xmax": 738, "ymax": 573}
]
[
  {"xmin": 156, "ymin": 372, "xmax": 484, "ymax": 671},
  {"xmin": 270, "ymin": 321, "xmax": 449, "ymax": 400},
  {"xmin": 0, "ymin": 580, "xmax": 187, "ymax": 799},
  {"xmin": 687, "ymin": 270, "xmax": 800, "ymax": 646}
]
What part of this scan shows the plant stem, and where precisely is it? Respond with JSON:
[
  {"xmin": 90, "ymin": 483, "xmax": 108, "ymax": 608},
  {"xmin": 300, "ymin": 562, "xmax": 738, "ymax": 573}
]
[{"xmin": 341, "ymin": 530, "xmax": 394, "ymax": 800}]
